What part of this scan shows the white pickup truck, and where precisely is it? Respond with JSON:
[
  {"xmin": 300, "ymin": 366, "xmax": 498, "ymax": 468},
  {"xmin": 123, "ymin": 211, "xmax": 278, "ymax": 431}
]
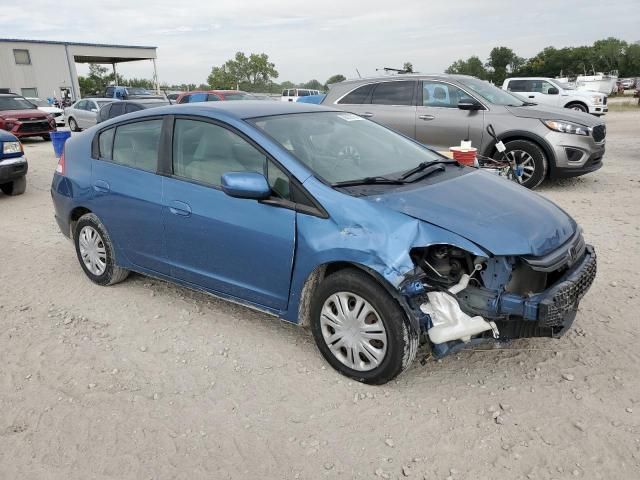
[{"xmin": 502, "ymin": 77, "xmax": 607, "ymax": 116}]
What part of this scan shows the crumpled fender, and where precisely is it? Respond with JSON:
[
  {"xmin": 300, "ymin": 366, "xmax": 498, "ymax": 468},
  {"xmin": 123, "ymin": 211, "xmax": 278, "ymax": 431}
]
[{"xmin": 282, "ymin": 178, "xmax": 490, "ymax": 324}]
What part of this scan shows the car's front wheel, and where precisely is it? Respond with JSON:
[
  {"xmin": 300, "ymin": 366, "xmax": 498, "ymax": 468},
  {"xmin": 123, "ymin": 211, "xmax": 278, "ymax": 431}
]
[
  {"xmin": 566, "ymin": 102, "xmax": 588, "ymax": 113},
  {"xmin": 68, "ymin": 117, "xmax": 80, "ymax": 132},
  {"xmin": 73, "ymin": 213, "xmax": 129, "ymax": 286},
  {"xmin": 310, "ymin": 269, "xmax": 418, "ymax": 384},
  {"xmin": 495, "ymin": 139, "xmax": 548, "ymax": 189}
]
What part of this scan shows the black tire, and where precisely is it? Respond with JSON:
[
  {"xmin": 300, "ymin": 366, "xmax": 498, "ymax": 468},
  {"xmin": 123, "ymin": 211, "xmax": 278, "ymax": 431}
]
[
  {"xmin": 42, "ymin": 134, "xmax": 51, "ymax": 141},
  {"xmin": 495, "ymin": 139, "xmax": 548, "ymax": 189},
  {"xmin": 0, "ymin": 177, "xmax": 26, "ymax": 196},
  {"xmin": 68, "ymin": 117, "xmax": 80, "ymax": 132},
  {"xmin": 73, "ymin": 213, "xmax": 129, "ymax": 286},
  {"xmin": 565, "ymin": 102, "xmax": 588, "ymax": 113},
  {"xmin": 310, "ymin": 268, "xmax": 418, "ymax": 385}
]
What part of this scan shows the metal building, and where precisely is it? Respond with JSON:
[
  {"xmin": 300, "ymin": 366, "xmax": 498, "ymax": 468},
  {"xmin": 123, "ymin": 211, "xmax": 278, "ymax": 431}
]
[{"xmin": 0, "ymin": 38, "xmax": 158, "ymax": 101}]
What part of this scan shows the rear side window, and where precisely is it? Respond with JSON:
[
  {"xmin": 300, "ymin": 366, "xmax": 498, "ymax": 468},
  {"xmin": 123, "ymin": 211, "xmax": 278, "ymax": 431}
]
[
  {"xmin": 337, "ymin": 84, "xmax": 373, "ymax": 104},
  {"xmin": 371, "ymin": 81, "xmax": 415, "ymax": 106},
  {"xmin": 98, "ymin": 128, "xmax": 115, "ymax": 159},
  {"xmin": 109, "ymin": 103, "xmax": 125, "ymax": 119},
  {"xmin": 178, "ymin": 94, "xmax": 190, "ymax": 104},
  {"xmin": 506, "ymin": 80, "xmax": 528, "ymax": 92},
  {"xmin": 189, "ymin": 93, "xmax": 207, "ymax": 103},
  {"xmin": 125, "ymin": 104, "xmax": 143, "ymax": 113},
  {"xmin": 207, "ymin": 94, "xmax": 221, "ymax": 101},
  {"xmin": 112, "ymin": 119, "xmax": 162, "ymax": 172}
]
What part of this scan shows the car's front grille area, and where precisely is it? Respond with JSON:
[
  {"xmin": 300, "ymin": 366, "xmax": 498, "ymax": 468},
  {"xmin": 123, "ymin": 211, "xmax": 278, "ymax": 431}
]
[
  {"xmin": 592, "ymin": 124, "xmax": 606, "ymax": 142},
  {"xmin": 538, "ymin": 247, "xmax": 597, "ymax": 328},
  {"xmin": 603, "ymin": 96, "xmax": 607, "ymax": 105},
  {"xmin": 17, "ymin": 120, "xmax": 50, "ymax": 133}
]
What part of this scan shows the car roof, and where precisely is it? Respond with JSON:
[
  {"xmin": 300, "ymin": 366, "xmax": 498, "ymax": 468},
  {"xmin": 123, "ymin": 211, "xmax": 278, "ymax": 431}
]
[
  {"xmin": 79, "ymin": 98, "xmax": 115, "ymax": 102},
  {"xmin": 334, "ymin": 73, "xmax": 474, "ymax": 85}
]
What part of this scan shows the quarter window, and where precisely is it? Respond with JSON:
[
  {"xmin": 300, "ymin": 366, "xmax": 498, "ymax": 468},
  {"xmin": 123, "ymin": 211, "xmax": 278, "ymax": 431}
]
[
  {"xmin": 98, "ymin": 128, "xmax": 115, "ymax": 159},
  {"xmin": 422, "ymin": 81, "xmax": 473, "ymax": 108},
  {"xmin": 13, "ymin": 49, "xmax": 31, "ymax": 65},
  {"xmin": 172, "ymin": 119, "xmax": 267, "ymax": 186},
  {"xmin": 112, "ymin": 119, "xmax": 162, "ymax": 172},
  {"xmin": 337, "ymin": 84, "xmax": 373, "ymax": 104},
  {"xmin": 371, "ymin": 81, "xmax": 415, "ymax": 106}
]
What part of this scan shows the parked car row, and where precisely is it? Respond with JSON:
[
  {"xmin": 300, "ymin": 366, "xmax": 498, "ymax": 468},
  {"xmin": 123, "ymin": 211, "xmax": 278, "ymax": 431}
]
[{"xmin": 51, "ymin": 100, "xmax": 598, "ymax": 384}]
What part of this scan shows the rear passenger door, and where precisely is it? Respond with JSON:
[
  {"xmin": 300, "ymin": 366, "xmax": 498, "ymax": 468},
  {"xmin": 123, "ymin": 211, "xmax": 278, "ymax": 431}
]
[
  {"xmin": 91, "ymin": 118, "xmax": 167, "ymax": 274},
  {"xmin": 161, "ymin": 117, "xmax": 296, "ymax": 310}
]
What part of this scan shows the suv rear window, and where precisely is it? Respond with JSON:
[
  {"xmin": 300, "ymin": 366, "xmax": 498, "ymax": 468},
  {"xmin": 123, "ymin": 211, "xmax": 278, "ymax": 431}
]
[
  {"xmin": 337, "ymin": 84, "xmax": 374, "ymax": 104},
  {"xmin": 371, "ymin": 81, "xmax": 415, "ymax": 106}
]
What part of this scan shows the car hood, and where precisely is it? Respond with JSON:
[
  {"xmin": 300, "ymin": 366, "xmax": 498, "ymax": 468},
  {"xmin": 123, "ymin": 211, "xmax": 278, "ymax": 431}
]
[
  {"xmin": 568, "ymin": 89, "xmax": 606, "ymax": 100},
  {"xmin": 505, "ymin": 104, "xmax": 602, "ymax": 126},
  {"xmin": 0, "ymin": 109, "xmax": 49, "ymax": 120},
  {"xmin": 368, "ymin": 169, "xmax": 576, "ymax": 257}
]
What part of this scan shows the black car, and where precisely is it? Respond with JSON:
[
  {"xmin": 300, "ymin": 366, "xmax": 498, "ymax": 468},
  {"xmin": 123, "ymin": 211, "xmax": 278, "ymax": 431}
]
[
  {"xmin": 97, "ymin": 99, "xmax": 170, "ymax": 123},
  {"xmin": 0, "ymin": 129, "xmax": 27, "ymax": 196}
]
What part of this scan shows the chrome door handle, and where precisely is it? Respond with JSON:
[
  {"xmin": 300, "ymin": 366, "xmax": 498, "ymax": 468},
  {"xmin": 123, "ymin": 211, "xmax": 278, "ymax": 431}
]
[
  {"xmin": 360, "ymin": 112, "xmax": 374, "ymax": 118},
  {"xmin": 169, "ymin": 200, "xmax": 192, "ymax": 216},
  {"xmin": 418, "ymin": 115, "xmax": 435, "ymax": 121}
]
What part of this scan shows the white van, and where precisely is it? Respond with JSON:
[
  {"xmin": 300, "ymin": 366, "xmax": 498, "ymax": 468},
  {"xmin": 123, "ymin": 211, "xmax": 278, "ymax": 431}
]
[
  {"xmin": 502, "ymin": 77, "xmax": 607, "ymax": 116},
  {"xmin": 281, "ymin": 88, "xmax": 321, "ymax": 102}
]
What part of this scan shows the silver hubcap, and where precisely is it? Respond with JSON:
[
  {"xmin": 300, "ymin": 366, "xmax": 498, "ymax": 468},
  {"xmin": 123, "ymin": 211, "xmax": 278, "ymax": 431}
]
[
  {"xmin": 505, "ymin": 149, "xmax": 536, "ymax": 183},
  {"xmin": 78, "ymin": 226, "xmax": 107, "ymax": 276},
  {"xmin": 320, "ymin": 292, "xmax": 387, "ymax": 372}
]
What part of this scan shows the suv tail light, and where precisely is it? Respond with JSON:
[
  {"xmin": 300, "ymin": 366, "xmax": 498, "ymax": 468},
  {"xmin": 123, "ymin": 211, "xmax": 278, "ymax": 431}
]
[{"xmin": 55, "ymin": 152, "xmax": 65, "ymax": 175}]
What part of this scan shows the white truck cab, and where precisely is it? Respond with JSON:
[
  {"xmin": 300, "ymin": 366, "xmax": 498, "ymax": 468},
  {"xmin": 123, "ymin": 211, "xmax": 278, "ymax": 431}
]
[
  {"xmin": 502, "ymin": 77, "xmax": 607, "ymax": 116},
  {"xmin": 281, "ymin": 88, "xmax": 321, "ymax": 102}
]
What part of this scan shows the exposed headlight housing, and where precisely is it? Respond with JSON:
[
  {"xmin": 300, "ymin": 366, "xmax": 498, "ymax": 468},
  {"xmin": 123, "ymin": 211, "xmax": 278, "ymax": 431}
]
[
  {"xmin": 542, "ymin": 119, "xmax": 590, "ymax": 136},
  {"xmin": 2, "ymin": 141, "xmax": 22, "ymax": 155}
]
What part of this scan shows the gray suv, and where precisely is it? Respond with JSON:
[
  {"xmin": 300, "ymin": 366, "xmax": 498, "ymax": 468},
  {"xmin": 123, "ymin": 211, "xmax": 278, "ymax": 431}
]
[{"xmin": 322, "ymin": 74, "xmax": 605, "ymax": 188}]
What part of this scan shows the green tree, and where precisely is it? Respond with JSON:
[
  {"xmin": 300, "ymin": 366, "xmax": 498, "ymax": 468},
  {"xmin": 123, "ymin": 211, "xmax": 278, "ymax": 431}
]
[
  {"xmin": 325, "ymin": 74, "xmax": 346, "ymax": 88},
  {"xmin": 207, "ymin": 52, "xmax": 279, "ymax": 91},
  {"xmin": 486, "ymin": 46, "xmax": 520, "ymax": 84},
  {"xmin": 445, "ymin": 56, "xmax": 488, "ymax": 79},
  {"xmin": 207, "ymin": 65, "xmax": 236, "ymax": 89},
  {"xmin": 302, "ymin": 79, "xmax": 323, "ymax": 90},
  {"xmin": 403, "ymin": 62, "xmax": 414, "ymax": 73},
  {"xmin": 591, "ymin": 37, "xmax": 628, "ymax": 71}
]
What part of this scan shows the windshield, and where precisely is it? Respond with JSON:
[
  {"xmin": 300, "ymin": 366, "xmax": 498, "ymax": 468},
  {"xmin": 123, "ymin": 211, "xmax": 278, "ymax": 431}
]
[
  {"xmin": 250, "ymin": 111, "xmax": 443, "ymax": 184},
  {"xmin": 456, "ymin": 77, "xmax": 526, "ymax": 106},
  {"xmin": 556, "ymin": 81, "xmax": 575, "ymax": 90},
  {"xmin": 0, "ymin": 96, "xmax": 38, "ymax": 111},
  {"xmin": 127, "ymin": 87, "xmax": 151, "ymax": 95},
  {"xmin": 30, "ymin": 99, "xmax": 50, "ymax": 107}
]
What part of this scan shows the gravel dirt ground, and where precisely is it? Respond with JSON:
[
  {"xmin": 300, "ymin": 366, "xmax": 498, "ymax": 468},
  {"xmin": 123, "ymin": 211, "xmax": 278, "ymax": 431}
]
[{"xmin": 1, "ymin": 111, "xmax": 638, "ymax": 480}]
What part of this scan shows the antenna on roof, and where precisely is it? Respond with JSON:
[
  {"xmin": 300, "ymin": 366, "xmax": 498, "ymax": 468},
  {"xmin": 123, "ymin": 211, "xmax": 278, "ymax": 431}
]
[{"xmin": 355, "ymin": 68, "xmax": 362, "ymax": 78}]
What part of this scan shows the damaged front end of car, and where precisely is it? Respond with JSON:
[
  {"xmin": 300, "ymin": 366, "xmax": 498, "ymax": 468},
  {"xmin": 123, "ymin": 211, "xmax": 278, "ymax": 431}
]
[{"xmin": 398, "ymin": 228, "xmax": 597, "ymax": 358}]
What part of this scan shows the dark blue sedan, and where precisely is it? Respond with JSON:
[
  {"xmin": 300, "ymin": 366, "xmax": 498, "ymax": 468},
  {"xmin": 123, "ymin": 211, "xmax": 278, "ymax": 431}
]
[{"xmin": 51, "ymin": 101, "xmax": 596, "ymax": 384}]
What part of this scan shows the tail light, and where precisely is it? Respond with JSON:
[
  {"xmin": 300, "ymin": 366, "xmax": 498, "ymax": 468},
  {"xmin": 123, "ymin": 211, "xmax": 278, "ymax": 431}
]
[{"xmin": 55, "ymin": 151, "xmax": 65, "ymax": 175}]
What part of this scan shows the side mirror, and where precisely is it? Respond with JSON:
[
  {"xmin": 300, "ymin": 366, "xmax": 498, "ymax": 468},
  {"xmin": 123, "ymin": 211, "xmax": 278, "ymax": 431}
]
[
  {"xmin": 547, "ymin": 87, "xmax": 559, "ymax": 95},
  {"xmin": 221, "ymin": 172, "xmax": 271, "ymax": 200},
  {"xmin": 458, "ymin": 100, "xmax": 482, "ymax": 111}
]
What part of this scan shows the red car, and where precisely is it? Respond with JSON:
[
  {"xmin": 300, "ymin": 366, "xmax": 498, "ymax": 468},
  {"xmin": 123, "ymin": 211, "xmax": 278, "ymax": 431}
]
[
  {"xmin": 175, "ymin": 90, "xmax": 253, "ymax": 104},
  {"xmin": 0, "ymin": 93, "xmax": 56, "ymax": 140}
]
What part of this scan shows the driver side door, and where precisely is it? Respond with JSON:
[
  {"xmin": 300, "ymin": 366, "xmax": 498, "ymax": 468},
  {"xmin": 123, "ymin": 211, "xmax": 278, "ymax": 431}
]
[{"xmin": 161, "ymin": 117, "xmax": 296, "ymax": 310}]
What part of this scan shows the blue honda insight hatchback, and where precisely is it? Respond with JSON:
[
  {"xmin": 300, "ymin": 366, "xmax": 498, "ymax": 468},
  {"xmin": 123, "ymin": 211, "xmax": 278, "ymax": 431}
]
[{"xmin": 51, "ymin": 102, "xmax": 596, "ymax": 384}]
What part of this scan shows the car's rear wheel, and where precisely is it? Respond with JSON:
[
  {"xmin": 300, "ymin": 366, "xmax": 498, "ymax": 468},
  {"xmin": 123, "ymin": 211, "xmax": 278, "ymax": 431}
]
[
  {"xmin": 0, "ymin": 177, "xmax": 26, "ymax": 196},
  {"xmin": 42, "ymin": 134, "xmax": 51, "ymax": 141},
  {"xmin": 495, "ymin": 139, "xmax": 548, "ymax": 189},
  {"xmin": 68, "ymin": 117, "xmax": 80, "ymax": 132},
  {"xmin": 73, "ymin": 213, "xmax": 129, "ymax": 286},
  {"xmin": 310, "ymin": 268, "xmax": 418, "ymax": 385},
  {"xmin": 566, "ymin": 102, "xmax": 588, "ymax": 113}
]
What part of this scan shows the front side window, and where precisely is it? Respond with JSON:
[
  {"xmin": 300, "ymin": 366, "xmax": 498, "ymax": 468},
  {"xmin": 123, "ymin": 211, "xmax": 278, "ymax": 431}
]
[
  {"xmin": 172, "ymin": 119, "xmax": 267, "ymax": 186},
  {"xmin": 250, "ymin": 111, "xmax": 442, "ymax": 185},
  {"xmin": 13, "ymin": 49, "xmax": 31, "ymax": 65},
  {"xmin": 74, "ymin": 100, "xmax": 86, "ymax": 110},
  {"xmin": 207, "ymin": 94, "xmax": 221, "ymax": 101},
  {"xmin": 457, "ymin": 76, "xmax": 525, "ymax": 106},
  {"xmin": 337, "ymin": 84, "xmax": 374, "ymax": 104},
  {"xmin": 189, "ymin": 93, "xmax": 208, "ymax": 103},
  {"xmin": 112, "ymin": 119, "xmax": 162, "ymax": 172},
  {"xmin": 422, "ymin": 81, "xmax": 472, "ymax": 108},
  {"xmin": 370, "ymin": 81, "xmax": 415, "ymax": 106}
]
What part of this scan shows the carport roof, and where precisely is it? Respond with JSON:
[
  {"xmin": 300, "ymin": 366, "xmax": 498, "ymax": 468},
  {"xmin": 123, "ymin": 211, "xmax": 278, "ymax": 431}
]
[{"xmin": 0, "ymin": 38, "xmax": 156, "ymax": 49}]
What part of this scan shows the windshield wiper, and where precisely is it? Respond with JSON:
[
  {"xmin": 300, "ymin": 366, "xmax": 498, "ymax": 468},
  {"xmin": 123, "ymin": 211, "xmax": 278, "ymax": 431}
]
[
  {"xmin": 398, "ymin": 160, "xmax": 455, "ymax": 181},
  {"xmin": 332, "ymin": 176, "xmax": 406, "ymax": 188}
]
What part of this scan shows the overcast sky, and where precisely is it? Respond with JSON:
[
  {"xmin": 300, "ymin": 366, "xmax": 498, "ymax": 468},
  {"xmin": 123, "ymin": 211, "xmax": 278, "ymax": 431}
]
[{"xmin": 3, "ymin": 0, "xmax": 639, "ymax": 85}]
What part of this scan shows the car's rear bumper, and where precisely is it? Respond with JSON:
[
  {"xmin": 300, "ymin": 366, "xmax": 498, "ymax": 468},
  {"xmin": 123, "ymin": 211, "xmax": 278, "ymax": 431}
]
[{"xmin": 0, "ymin": 156, "xmax": 28, "ymax": 183}]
